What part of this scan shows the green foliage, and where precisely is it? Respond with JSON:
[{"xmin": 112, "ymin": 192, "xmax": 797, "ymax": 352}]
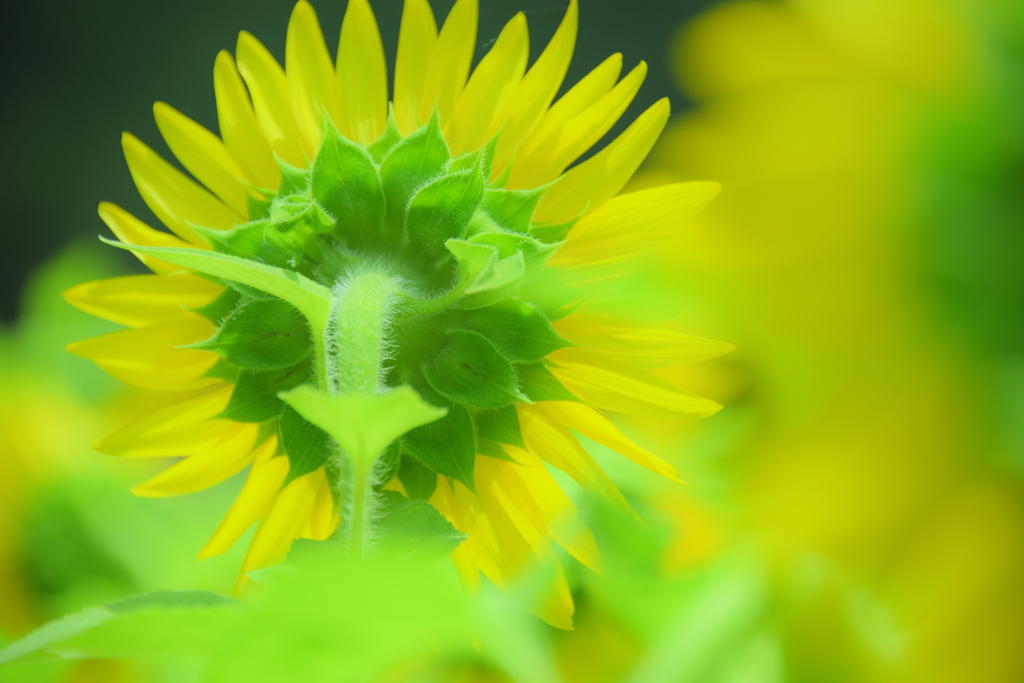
[
  {"xmin": 396, "ymin": 451, "xmax": 438, "ymax": 500},
  {"xmin": 473, "ymin": 404, "xmax": 525, "ymax": 448},
  {"xmin": 379, "ymin": 110, "xmax": 450, "ymax": 237},
  {"xmin": 312, "ymin": 120, "xmax": 385, "ymax": 248},
  {"xmin": 483, "ymin": 186, "xmax": 548, "ymax": 234},
  {"xmin": 194, "ymin": 286, "xmax": 241, "ymax": 324},
  {"xmin": 455, "ymin": 298, "xmax": 569, "ymax": 362},
  {"xmin": 375, "ymin": 491, "xmax": 466, "ymax": 562},
  {"xmin": 518, "ymin": 362, "xmax": 580, "ymax": 402},
  {"xmin": 402, "ymin": 403, "xmax": 476, "ymax": 490},
  {"xmin": 220, "ymin": 361, "xmax": 312, "ymax": 423},
  {"xmin": 424, "ymin": 330, "xmax": 528, "ymax": 408},
  {"xmin": 264, "ymin": 195, "xmax": 335, "ymax": 262},
  {"xmin": 278, "ymin": 405, "xmax": 334, "ymax": 485},
  {"xmin": 189, "ymin": 298, "xmax": 311, "ymax": 371},
  {"xmin": 404, "ymin": 160, "xmax": 485, "ymax": 264}
]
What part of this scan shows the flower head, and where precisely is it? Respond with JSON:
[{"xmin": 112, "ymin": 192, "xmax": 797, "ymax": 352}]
[{"xmin": 65, "ymin": 0, "xmax": 729, "ymax": 628}]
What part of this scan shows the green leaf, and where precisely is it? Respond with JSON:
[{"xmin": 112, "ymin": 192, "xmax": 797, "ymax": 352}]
[
  {"xmin": 473, "ymin": 404, "xmax": 525, "ymax": 448},
  {"xmin": 193, "ymin": 286, "xmax": 241, "ymax": 324},
  {"xmin": 404, "ymin": 163, "xmax": 484, "ymax": 258},
  {"xmin": 483, "ymin": 186, "xmax": 547, "ymax": 234},
  {"xmin": 0, "ymin": 591, "xmax": 243, "ymax": 664},
  {"xmin": 477, "ymin": 439, "xmax": 516, "ymax": 461},
  {"xmin": 194, "ymin": 221, "xmax": 290, "ymax": 271},
  {"xmin": 221, "ymin": 361, "xmax": 312, "ymax": 423},
  {"xmin": 263, "ymin": 196, "xmax": 334, "ymax": 261},
  {"xmin": 279, "ymin": 384, "xmax": 447, "ymax": 467},
  {"xmin": 447, "ymin": 132, "xmax": 499, "ymax": 180},
  {"xmin": 456, "ymin": 298, "xmax": 570, "ymax": 362},
  {"xmin": 518, "ymin": 362, "xmax": 580, "ymax": 402},
  {"xmin": 379, "ymin": 110, "xmax": 450, "ymax": 236},
  {"xmin": 189, "ymin": 298, "xmax": 311, "ymax": 370},
  {"xmin": 311, "ymin": 120, "xmax": 386, "ymax": 247},
  {"xmin": 366, "ymin": 109, "xmax": 402, "ymax": 163},
  {"xmin": 402, "ymin": 403, "xmax": 475, "ymax": 490},
  {"xmin": 247, "ymin": 190, "xmax": 275, "ymax": 221},
  {"xmin": 530, "ymin": 216, "xmax": 578, "ymax": 243},
  {"xmin": 397, "ymin": 451, "xmax": 438, "ymax": 500},
  {"xmin": 446, "ymin": 239, "xmax": 526, "ymax": 307},
  {"xmin": 278, "ymin": 405, "xmax": 334, "ymax": 485},
  {"xmin": 276, "ymin": 156, "xmax": 311, "ymax": 197},
  {"xmin": 99, "ymin": 238, "xmax": 333, "ymax": 339},
  {"xmin": 471, "ymin": 231, "xmax": 559, "ymax": 275},
  {"xmin": 424, "ymin": 330, "xmax": 528, "ymax": 409},
  {"xmin": 376, "ymin": 491, "xmax": 466, "ymax": 562}
]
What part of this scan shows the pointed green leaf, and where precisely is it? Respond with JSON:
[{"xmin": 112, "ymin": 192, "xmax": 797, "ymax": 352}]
[
  {"xmin": 311, "ymin": 120, "xmax": 385, "ymax": 247},
  {"xmin": 424, "ymin": 330, "xmax": 528, "ymax": 409},
  {"xmin": 193, "ymin": 286, "xmax": 241, "ymax": 325},
  {"xmin": 477, "ymin": 439, "xmax": 517, "ymax": 461},
  {"xmin": 473, "ymin": 404, "xmax": 525, "ymax": 448},
  {"xmin": 99, "ymin": 238, "xmax": 332, "ymax": 338},
  {"xmin": 456, "ymin": 298, "xmax": 569, "ymax": 362},
  {"xmin": 278, "ymin": 404, "xmax": 334, "ymax": 485},
  {"xmin": 402, "ymin": 403, "xmax": 475, "ymax": 490},
  {"xmin": 519, "ymin": 362, "xmax": 581, "ymax": 402},
  {"xmin": 405, "ymin": 163, "xmax": 484, "ymax": 258},
  {"xmin": 380, "ymin": 111, "xmax": 450, "ymax": 235},
  {"xmin": 397, "ymin": 451, "xmax": 438, "ymax": 500},
  {"xmin": 483, "ymin": 186, "xmax": 547, "ymax": 234},
  {"xmin": 189, "ymin": 298, "xmax": 311, "ymax": 370},
  {"xmin": 276, "ymin": 156, "xmax": 311, "ymax": 197},
  {"xmin": 247, "ymin": 190, "xmax": 275, "ymax": 221},
  {"xmin": 470, "ymin": 231, "xmax": 559, "ymax": 275},
  {"xmin": 279, "ymin": 384, "xmax": 447, "ymax": 466},
  {"xmin": 530, "ymin": 216, "xmax": 579, "ymax": 243},
  {"xmin": 221, "ymin": 361, "xmax": 312, "ymax": 423},
  {"xmin": 447, "ymin": 132, "xmax": 499, "ymax": 180},
  {"xmin": 366, "ymin": 109, "xmax": 403, "ymax": 163},
  {"xmin": 376, "ymin": 491, "xmax": 466, "ymax": 562}
]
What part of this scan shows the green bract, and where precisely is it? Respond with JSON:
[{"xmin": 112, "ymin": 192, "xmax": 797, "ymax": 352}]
[{"xmin": 106, "ymin": 110, "xmax": 578, "ymax": 519}]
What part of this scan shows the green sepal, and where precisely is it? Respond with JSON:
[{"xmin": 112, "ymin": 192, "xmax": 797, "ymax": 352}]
[
  {"xmin": 477, "ymin": 439, "xmax": 516, "ymax": 461},
  {"xmin": 455, "ymin": 298, "xmax": 570, "ymax": 362},
  {"xmin": 404, "ymin": 158, "xmax": 484, "ymax": 262},
  {"xmin": 519, "ymin": 362, "xmax": 581, "ymax": 402},
  {"xmin": 423, "ymin": 329, "xmax": 529, "ymax": 409},
  {"xmin": 483, "ymin": 185, "xmax": 548, "ymax": 234},
  {"xmin": 457, "ymin": 231, "xmax": 559, "ymax": 309},
  {"xmin": 530, "ymin": 216, "xmax": 579, "ymax": 243},
  {"xmin": 264, "ymin": 195, "xmax": 335, "ymax": 262},
  {"xmin": 366, "ymin": 108, "xmax": 402, "ymax": 163},
  {"xmin": 193, "ymin": 222, "xmax": 292, "ymax": 271},
  {"xmin": 373, "ymin": 440, "xmax": 403, "ymax": 491},
  {"xmin": 220, "ymin": 361, "xmax": 312, "ymax": 423},
  {"xmin": 278, "ymin": 384, "xmax": 447, "ymax": 467},
  {"xmin": 472, "ymin": 404, "xmax": 525, "ymax": 449},
  {"xmin": 276, "ymin": 155, "xmax": 311, "ymax": 197},
  {"xmin": 247, "ymin": 190, "xmax": 275, "ymax": 222},
  {"xmin": 376, "ymin": 491, "xmax": 466, "ymax": 562},
  {"xmin": 204, "ymin": 358, "xmax": 240, "ymax": 383},
  {"xmin": 402, "ymin": 403, "xmax": 476, "ymax": 491},
  {"xmin": 192, "ymin": 286, "xmax": 241, "ymax": 325},
  {"xmin": 397, "ymin": 451, "xmax": 438, "ymax": 500},
  {"xmin": 380, "ymin": 109, "xmax": 450, "ymax": 238},
  {"xmin": 186, "ymin": 298, "xmax": 311, "ymax": 371},
  {"xmin": 278, "ymin": 405, "xmax": 334, "ymax": 486},
  {"xmin": 447, "ymin": 131, "xmax": 499, "ymax": 180},
  {"xmin": 446, "ymin": 239, "xmax": 526, "ymax": 305},
  {"xmin": 311, "ymin": 119, "xmax": 386, "ymax": 248}
]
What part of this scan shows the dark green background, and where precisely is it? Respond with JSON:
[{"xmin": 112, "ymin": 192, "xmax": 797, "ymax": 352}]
[{"xmin": 0, "ymin": 0, "xmax": 716, "ymax": 321}]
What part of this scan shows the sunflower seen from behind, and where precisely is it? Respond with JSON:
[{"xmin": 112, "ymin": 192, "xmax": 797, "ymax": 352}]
[{"xmin": 64, "ymin": 0, "xmax": 730, "ymax": 628}]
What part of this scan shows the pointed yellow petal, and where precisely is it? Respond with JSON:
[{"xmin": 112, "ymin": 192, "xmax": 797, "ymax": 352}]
[
  {"xmin": 303, "ymin": 467, "xmax": 339, "ymax": 541},
  {"xmin": 131, "ymin": 423, "xmax": 260, "ymax": 498},
  {"xmin": 491, "ymin": 0, "xmax": 577, "ymax": 176},
  {"xmin": 517, "ymin": 404, "xmax": 637, "ymax": 519},
  {"xmin": 95, "ymin": 385, "xmax": 234, "ymax": 457},
  {"xmin": 200, "ymin": 437, "xmax": 288, "ymax": 559},
  {"xmin": 154, "ymin": 101, "xmax": 249, "ymax": 218},
  {"xmin": 548, "ymin": 349, "xmax": 722, "ymax": 419},
  {"xmin": 446, "ymin": 12, "xmax": 529, "ymax": 155},
  {"xmin": 66, "ymin": 317, "xmax": 221, "ymax": 392},
  {"xmin": 286, "ymin": 0, "xmax": 346, "ymax": 155},
  {"xmin": 541, "ymin": 401, "xmax": 682, "ymax": 483},
  {"xmin": 336, "ymin": 0, "xmax": 388, "ymax": 144},
  {"xmin": 553, "ymin": 182, "xmax": 721, "ymax": 267},
  {"xmin": 536, "ymin": 558, "xmax": 575, "ymax": 631},
  {"xmin": 533, "ymin": 98, "xmax": 671, "ymax": 224},
  {"xmin": 63, "ymin": 273, "xmax": 223, "ymax": 328},
  {"xmin": 394, "ymin": 0, "xmax": 438, "ymax": 135},
  {"xmin": 234, "ymin": 469, "xmax": 320, "ymax": 594},
  {"xmin": 435, "ymin": 478, "xmax": 506, "ymax": 588},
  {"xmin": 122, "ymin": 133, "xmax": 243, "ymax": 246},
  {"xmin": 214, "ymin": 50, "xmax": 281, "ymax": 192},
  {"xmin": 418, "ymin": 0, "xmax": 477, "ymax": 127},
  {"xmin": 449, "ymin": 541, "xmax": 481, "ymax": 592},
  {"xmin": 235, "ymin": 31, "xmax": 307, "ymax": 168},
  {"xmin": 553, "ymin": 313, "xmax": 734, "ymax": 366},
  {"xmin": 100, "ymin": 203, "xmax": 197, "ymax": 274},
  {"xmin": 511, "ymin": 61, "xmax": 647, "ymax": 189}
]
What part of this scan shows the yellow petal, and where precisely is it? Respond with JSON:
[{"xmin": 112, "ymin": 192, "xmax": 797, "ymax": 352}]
[
  {"xmin": 517, "ymin": 404, "xmax": 637, "ymax": 519},
  {"xmin": 235, "ymin": 31, "xmax": 307, "ymax": 168},
  {"xmin": 66, "ymin": 316, "xmax": 221, "ymax": 392},
  {"xmin": 435, "ymin": 478, "xmax": 507, "ymax": 588},
  {"xmin": 200, "ymin": 437, "xmax": 288, "ymax": 559},
  {"xmin": 234, "ymin": 469, "xmax": 320, "ymax": 594},
  {"xmin": 286, "ymin": 0, "xmax": 346, "ymax": 155},
  {"xmin": 511, "ymin": 61, "xmax": 647, "ymax": 189},
  {"xmin": 553, "ymin": 313, "xmax": 735, "ymax": 366},
  {"xmin": 553, "ymin": 182, "xmax": 721, "ymax": 267},
  {"xmin": 95, "ymin": 385, "xmax": 234, "ymax": 457},
  {"xmin": 122, "ymin": 133, "xmax": 243, "ymax": 245},
  {"xmin": 63, "ymin": 272, "xmax": 223, "ymax": 327},
  {"xmin": 548, "ymin": 349, "xmax": 722, "ymax": 419},
  {"xmin": 302, "ymin": 468, "xmax": 339, "ymax": 541},
  {"xmin": 394, "ymin": 0, "xmax": 438, "ymax": 135},
  {"xmin": 336, "ymin": 0, "xmax": 388, "ymax": 144},
  {"xmin": 491, "ymin": 0, "xmax": 577, "ymax": 176},
  {"xmin": 446, "ymin": 12, "xmax": 529, "ymax": 155},
  {"xmin": 98, "ymin": 202, "xmax": 197, "ymax": 275},
  {"xmin": 213, "ymin": 50, "xmax": 281, "ymax": 191},
  {"xmin": 131, "ymin": 423, "xmax": 260, "ymax": 498},
  {"xmin": 154, "ymin": 101, "xmax": 249, "ymax": 218},
  {"xmin": 418, "ymin": 0, "xmax": 477, "ymax": 127},
  {"xmin": 533, "ymin": 98, "xmax": 671, "ymax": 224},
  {"xmin": 540, "ymin": 401, "xmax": 682, "ymax": 483}
]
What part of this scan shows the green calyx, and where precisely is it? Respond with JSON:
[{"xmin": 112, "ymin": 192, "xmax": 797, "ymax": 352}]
[{"xmin": 104, "ymin": 109, "xmax": 583, "ymax": 553}]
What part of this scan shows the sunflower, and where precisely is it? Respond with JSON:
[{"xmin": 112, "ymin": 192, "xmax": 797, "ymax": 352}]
[{"xmin": 64, "ymin": 0, "xmax": 729, "ymax": 628}]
